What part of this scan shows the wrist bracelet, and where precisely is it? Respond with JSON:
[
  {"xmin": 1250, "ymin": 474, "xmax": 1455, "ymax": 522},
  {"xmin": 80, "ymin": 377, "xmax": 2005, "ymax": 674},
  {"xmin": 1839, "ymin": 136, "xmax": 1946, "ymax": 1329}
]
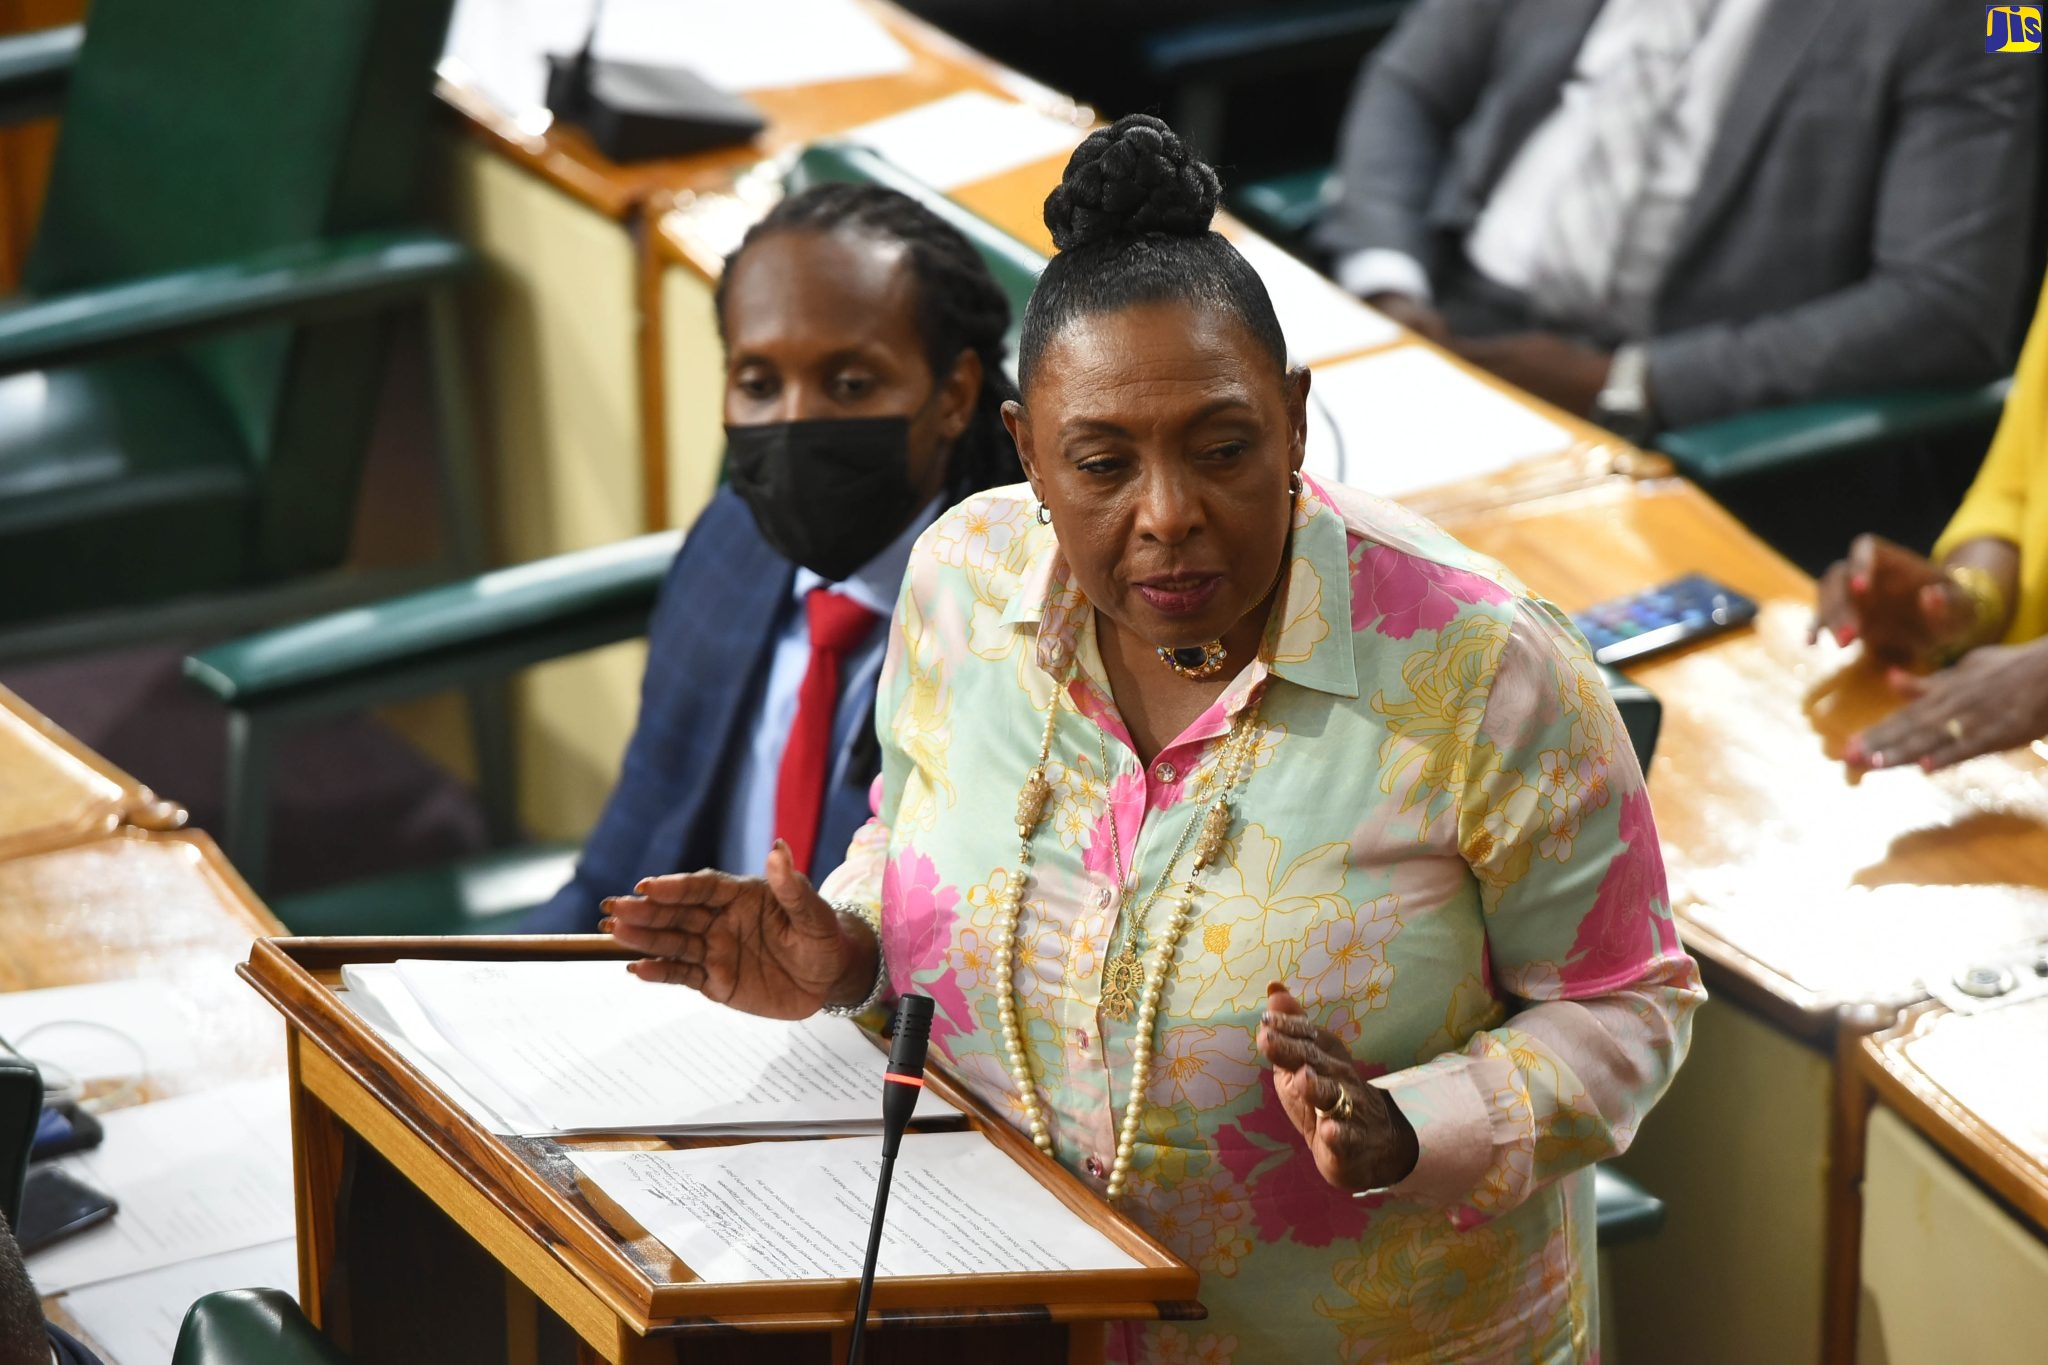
[
  {"xmin": 820, "ymin": 901, "xmax": 888, "ymax": 1018},
  {"xmin": 1947, "ymin": 564, "xmax": 2008, "ymax": 648}
]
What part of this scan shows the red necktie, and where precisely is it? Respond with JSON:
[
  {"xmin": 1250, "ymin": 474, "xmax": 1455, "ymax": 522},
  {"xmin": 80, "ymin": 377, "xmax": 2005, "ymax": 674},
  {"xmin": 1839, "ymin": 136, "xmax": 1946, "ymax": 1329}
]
[{"xmin": 776, "ymin": 588, "xmax": 882, "ymax": 872}]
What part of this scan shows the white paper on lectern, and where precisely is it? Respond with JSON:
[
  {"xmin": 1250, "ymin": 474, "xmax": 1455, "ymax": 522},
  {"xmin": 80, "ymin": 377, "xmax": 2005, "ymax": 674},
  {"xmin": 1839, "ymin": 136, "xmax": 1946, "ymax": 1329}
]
[
  {"xmin": 1230, "ymin": 233, "xmax": 1401, "ymax": 366},
  {"xmin": 340, "ymin": 964, "xmax": 541, "ymax": 1135},
  {"xmin": 60, "ymin": 1239, "xmax": 298, "ymax": 1365},
  {"xmin": 1303, "ymin": 345, "xmax": 1576, "ymax": 497},
  {"xmin": 388, "ymin": 959, "xmax": 958, "ymax": 1134},
  {"xmin": 593, "ymin": 0, "xmax": 912, "ymax": 93},
  {"xmin": 837, "ymin": 91, "xmax": 1084, "ymax": 192},
  {"xmin": 24, "ymin": 1081, "xmax": 295, "ymax": 1295},
  {"xmin": 572, "ymin": 1131, "xmax": 1141, "ymax": 1283}
]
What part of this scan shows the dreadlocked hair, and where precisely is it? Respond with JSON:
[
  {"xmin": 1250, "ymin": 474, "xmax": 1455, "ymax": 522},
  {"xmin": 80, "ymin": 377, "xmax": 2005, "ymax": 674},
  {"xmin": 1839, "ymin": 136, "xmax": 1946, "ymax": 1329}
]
[
  {"xmin": 714, "ymin": 181, "xmax": 1022, "ymax": 508},
  {"xmin": 1020, "ymin": 114, "xmax": 1287, "ymax": 390}
]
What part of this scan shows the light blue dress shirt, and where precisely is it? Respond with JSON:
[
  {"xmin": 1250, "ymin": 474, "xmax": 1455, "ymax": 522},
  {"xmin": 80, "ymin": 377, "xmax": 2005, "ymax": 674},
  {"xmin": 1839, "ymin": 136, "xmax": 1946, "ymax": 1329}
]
[{"xmin": 714, "ymin": 500, "xmax": 940, "ymax": 877}]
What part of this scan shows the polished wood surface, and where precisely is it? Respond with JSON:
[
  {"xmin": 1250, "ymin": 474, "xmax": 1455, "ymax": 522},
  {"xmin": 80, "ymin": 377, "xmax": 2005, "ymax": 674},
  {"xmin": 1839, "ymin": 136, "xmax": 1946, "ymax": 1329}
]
[
  {"xmin": 0, "ymin": 829, "xmax": 284, "ymax": 1096},
  {"xmin": 0, "ymin": 683, "xmax": 184, "ymax": 861},
  {"xmin": 1856, "ymin": 999, "xmax": 2048, "ymax": 1234},
  {"xmin": 242, "ymin": 935, "xmax": 1199, "ymax": 1362},
  {"xmin": 438, "ymin": 0, "xmax": 1081, "ymax": 224},
  {"xmin": 1443, "ymin": 478, "xmax": 2048, "ymax": 1030}
]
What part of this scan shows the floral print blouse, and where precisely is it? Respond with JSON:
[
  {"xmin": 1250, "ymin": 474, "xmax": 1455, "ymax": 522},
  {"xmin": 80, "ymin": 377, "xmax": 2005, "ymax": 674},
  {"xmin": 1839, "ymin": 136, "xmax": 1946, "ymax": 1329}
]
[{"xmin": 820, "ymin": 476, "xmax": 1703, "ymax": 1363}]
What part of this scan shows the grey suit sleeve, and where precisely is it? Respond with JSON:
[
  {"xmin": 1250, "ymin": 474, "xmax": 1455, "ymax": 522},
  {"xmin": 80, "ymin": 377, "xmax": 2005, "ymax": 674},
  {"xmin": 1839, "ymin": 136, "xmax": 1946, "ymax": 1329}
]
[
  {"xmin": 1310, "ymin": 0, "xmax": 1510, "ymax": 273},
  {"xmin": 1646, "ymin": 32, "xmax": 2040, "ymax": 430}
]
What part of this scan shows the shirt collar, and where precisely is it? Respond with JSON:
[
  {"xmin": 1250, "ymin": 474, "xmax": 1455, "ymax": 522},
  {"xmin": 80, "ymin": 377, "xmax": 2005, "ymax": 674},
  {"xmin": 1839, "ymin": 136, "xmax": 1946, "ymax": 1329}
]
[
  {"xmin": 1000, "ymin": 475, "xmax": 1359, "ymax": 699},
  {"xmin": 793, "ymin": 495, "xmax": 944, "ymax": 617}
]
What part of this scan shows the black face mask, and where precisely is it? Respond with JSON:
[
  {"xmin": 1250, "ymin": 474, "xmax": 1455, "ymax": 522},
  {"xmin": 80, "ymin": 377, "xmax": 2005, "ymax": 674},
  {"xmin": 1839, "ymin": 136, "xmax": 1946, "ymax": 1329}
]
[{"xmin": 724, "ymin": 415, "xmax": 926, "ymax": 582}]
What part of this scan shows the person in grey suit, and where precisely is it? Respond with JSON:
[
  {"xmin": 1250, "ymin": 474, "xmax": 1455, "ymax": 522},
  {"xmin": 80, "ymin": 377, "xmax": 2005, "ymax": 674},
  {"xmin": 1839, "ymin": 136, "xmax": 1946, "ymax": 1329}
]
[{"xmin": 1313, "ymin": 0, "xmax": 2041, "ymax": 438}]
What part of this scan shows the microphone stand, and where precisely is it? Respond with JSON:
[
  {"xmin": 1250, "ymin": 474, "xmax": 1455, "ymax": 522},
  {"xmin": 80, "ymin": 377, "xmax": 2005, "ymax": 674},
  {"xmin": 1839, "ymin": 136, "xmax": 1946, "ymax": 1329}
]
[{"xmin": 846, "ymin": 994, "xmax": 934, "ymax": 1365}]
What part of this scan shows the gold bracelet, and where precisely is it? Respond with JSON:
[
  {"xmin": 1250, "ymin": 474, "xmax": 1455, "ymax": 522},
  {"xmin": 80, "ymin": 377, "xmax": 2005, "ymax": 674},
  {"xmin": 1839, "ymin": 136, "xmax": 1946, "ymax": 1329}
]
[{"xmin": 1946, "ymin": 564, "xmax": 2008, "ymax": 648}]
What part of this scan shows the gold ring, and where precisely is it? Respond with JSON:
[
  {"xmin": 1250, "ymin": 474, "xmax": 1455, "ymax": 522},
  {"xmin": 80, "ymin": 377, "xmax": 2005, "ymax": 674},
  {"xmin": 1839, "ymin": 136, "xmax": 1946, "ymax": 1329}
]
[
  {"xmin": 1946, "ymin": 716, "xmax": 1967, "ymax": 743},
  {"xmin": 1315, "ymin": 1090, "xmax": 1357, "ymax": 1123}
]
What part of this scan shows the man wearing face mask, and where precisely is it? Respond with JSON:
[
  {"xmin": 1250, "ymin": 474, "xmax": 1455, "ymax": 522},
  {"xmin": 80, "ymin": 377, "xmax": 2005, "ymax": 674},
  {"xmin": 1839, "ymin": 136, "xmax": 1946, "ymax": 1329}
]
[{"xmin": 520, "ymin": 184, "xmax": 1021, "ymax": 933}]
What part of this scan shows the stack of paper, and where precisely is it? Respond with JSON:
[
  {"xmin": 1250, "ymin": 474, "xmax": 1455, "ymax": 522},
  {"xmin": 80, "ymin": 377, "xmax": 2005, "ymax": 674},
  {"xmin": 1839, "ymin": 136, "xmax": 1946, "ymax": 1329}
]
[
  {"xmin": 340, "ymin": 959, "xmax": 959, "ymax": 1137},
  {"xmin": 25, "ymin": 1082, "xmax": 296, "ymax": 1296},
  {"xmin": 572, "ymin": 1131, "xmax": 1140, "ymax": 1283},
  {"xmin": 1232, "ymin": 233, "xmax": 1402, "ymax": 366}
]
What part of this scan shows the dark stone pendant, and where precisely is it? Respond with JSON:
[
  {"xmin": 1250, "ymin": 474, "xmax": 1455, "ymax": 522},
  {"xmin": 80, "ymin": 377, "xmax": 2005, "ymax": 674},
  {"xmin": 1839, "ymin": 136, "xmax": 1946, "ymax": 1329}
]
[{"xmin": 1169, "ymin": 646, "xmax": 1209, "ymax": 670}]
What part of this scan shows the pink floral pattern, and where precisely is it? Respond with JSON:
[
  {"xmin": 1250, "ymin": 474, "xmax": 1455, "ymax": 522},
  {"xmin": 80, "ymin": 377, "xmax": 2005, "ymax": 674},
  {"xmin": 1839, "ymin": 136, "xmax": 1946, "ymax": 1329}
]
[
  {"xmin": 880, "ymin": 847, "xmax": 974, "ymax": 1043},
  {"xmin": 1351, "ymin": 540, "xmax": 1508, "ymax": 639},
  {"xmin": 1563, "ymin": 787, "xmax": 1676, "ymax": 993}
]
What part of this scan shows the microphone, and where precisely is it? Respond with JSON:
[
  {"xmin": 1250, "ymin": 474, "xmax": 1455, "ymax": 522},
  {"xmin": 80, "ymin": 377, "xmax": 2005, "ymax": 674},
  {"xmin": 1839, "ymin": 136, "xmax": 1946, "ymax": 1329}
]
[{"xmin": 846, "ymin": 994, "xmax": 933, "ymax": 1365}]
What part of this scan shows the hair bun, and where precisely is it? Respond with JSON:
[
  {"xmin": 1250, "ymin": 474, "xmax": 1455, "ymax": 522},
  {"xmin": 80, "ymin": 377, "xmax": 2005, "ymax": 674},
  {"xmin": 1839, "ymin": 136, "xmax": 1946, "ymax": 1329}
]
[{"xmin": 1043, "ymin": 114, "xmax": 1221, "ymax": 252}]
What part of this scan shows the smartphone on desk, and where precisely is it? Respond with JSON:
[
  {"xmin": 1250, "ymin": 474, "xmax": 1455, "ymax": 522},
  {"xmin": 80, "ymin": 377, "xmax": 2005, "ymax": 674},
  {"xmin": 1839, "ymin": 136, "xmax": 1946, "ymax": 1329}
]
[
  {"xmin": 1572, "ymin": 573, "xmax": 1759, "ymax": 666},
  {"xmin": 16, "ymin": 1167, "xmax": 117, "ymax": 1254}
]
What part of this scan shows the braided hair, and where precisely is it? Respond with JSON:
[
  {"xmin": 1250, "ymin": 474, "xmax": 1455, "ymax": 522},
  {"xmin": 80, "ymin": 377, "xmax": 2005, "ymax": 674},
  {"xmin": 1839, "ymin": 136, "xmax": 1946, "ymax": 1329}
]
[
  {"xmin": 1019, "ymin": 114, "xmax": 1287, "ymax": 391},
  {"xmin": 714, "ymin": 181, "xmax": 1022, "ymax": 507}
]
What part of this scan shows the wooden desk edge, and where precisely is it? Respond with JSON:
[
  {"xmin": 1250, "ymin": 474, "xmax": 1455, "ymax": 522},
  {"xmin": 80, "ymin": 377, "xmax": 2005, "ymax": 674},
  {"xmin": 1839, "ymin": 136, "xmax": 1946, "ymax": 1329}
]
[{"xmin": 1854, "ymin": 1002, "xmax": 2048, "ymax": 1234}]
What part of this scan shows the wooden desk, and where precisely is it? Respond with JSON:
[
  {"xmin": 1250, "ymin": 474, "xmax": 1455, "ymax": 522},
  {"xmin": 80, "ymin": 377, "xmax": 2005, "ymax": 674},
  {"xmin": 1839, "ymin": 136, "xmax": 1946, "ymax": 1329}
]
[
  {"xmin": 0, "ymin": 684, "xmax": 185, "ymax": 861},
  {"xmin": 243, "ymin": 936, "xmax": 1197, "ymax": 1365},
  {"xmin": 1441, "ymin": 477, "xmax": 2048, "ymax": 1365},
  {"xmin": 1850, "ymin": 1001, "xmax": 2048, "ymax": 1364}
]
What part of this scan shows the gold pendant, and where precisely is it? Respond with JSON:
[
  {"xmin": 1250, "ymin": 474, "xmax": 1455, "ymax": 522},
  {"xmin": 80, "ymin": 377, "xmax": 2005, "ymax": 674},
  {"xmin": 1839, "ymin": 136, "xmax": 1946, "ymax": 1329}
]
[{"xmin": 1101, "ymin": 945, "xmax": 1143, "ymax": 1022}]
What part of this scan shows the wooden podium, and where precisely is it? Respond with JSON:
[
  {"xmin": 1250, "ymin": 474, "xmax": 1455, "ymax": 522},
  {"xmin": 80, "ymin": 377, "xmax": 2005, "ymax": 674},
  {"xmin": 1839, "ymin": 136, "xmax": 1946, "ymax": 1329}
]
[{"xmin": 240, "ymin": 936, "xmax": 1200, "ymax": 1364}]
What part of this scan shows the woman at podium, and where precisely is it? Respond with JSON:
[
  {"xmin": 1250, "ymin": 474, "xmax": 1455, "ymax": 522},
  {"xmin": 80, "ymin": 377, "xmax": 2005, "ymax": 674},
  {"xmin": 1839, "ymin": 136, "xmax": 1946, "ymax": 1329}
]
[{"xmin": 608, "ymin": 115, "xmax": 1703, "ymax": 1362}]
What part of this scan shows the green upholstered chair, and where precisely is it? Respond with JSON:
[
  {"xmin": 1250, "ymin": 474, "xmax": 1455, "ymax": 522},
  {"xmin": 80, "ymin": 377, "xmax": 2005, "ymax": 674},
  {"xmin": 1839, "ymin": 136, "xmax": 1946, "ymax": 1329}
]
[
  {"xmin": 173, "ymin": 1289, "xmax": 349, "ymax": 1365},
  {"xmin": 0, "ymin": 0, "xmax": 486, "ymax": 664}
]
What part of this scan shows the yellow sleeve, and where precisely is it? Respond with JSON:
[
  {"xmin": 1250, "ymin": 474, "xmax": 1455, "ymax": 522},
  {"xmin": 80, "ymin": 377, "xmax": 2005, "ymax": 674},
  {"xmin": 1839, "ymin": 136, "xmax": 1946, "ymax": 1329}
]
[{"xmin": 1934, "ymin": 291, "xmax": 2048, "ymax": 560}]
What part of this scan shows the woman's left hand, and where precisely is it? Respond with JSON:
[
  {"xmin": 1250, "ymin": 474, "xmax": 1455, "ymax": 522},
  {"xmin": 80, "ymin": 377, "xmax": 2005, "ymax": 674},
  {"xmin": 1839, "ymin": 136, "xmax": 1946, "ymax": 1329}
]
[
  {"xmin": 1847, "ymin": 638, "xmax": 2048, "ymax": 775},
  {"xmin": 1258, "ymin": 984, "xmax": 1419, "ymax": 1193}
]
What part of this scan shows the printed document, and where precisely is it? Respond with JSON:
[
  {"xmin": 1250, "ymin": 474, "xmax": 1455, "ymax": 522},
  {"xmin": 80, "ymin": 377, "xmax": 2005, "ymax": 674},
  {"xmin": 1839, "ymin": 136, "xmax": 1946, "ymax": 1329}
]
[
  {"xmin": 60, "ymin": 1240, "xmax": 298, "ymax": 1365},
  {"xmin": 25, "ymin": 1081, "xmax": 295, "ymax": 1294},
  {"xmin": 363, "ymin": 959, "xmax": 956, "ymax": 1135},
  {"xmin": 594, "ymin": 0, "xmax": 911, "ymax": 93},
  {"xmin": 572, "ymin": 1131, "xmax": 1140, "ymax": 1282}
]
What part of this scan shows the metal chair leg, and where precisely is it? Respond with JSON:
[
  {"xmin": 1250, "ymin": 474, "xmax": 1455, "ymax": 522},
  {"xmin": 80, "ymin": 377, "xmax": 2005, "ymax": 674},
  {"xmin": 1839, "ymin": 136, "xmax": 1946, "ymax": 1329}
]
[
  {"xmin": 224, "ymin": 708, "xmax": 278, "ymax": 894},
  {"xmin": 465, "ymin": 678, "xmax": 522, "ymax": 849}
]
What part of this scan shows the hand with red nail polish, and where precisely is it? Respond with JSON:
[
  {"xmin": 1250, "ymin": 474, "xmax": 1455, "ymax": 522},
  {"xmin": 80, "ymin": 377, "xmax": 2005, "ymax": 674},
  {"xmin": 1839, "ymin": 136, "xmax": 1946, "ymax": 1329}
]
[{"xmin": 1812, "ymin": 534, "xmax": 1977, "ymax": 664}]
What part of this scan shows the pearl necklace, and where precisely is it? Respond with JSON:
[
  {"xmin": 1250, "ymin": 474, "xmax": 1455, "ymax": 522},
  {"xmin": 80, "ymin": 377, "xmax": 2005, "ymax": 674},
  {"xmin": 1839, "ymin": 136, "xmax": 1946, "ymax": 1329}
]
[{"xmin": 990, "ymin": 664, "xmax": 1265, "ymax": 1201}]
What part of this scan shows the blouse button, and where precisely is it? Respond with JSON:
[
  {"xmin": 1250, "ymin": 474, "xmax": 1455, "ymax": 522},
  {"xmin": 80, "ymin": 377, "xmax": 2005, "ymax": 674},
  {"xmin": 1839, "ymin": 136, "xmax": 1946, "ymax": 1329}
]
[
  {"xmin": 1155, "ymin": 762, "xmax": 1179, "ymax": 784},
  {"xmin": 1072, "ymin": 1028, "xmax": 1090, "ymax": 1050},
  {"xmin": 1084, "ymin": 1155, "xmax": 1105, "ymax": 1179},
  {"xmin": 1095, "ymin": 886, "xmax": 1114, "ymax": 909}
]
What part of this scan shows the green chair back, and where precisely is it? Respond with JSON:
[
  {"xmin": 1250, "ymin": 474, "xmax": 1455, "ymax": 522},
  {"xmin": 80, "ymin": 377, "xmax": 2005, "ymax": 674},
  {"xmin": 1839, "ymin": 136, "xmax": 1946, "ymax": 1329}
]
[{"xmin": 24, "ymin": 0, "xmax": 457, "ymax": 581}]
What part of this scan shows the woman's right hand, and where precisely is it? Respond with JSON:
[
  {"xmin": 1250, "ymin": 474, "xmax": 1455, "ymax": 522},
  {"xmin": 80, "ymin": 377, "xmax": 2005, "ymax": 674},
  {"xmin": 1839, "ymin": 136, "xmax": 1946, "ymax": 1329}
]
[
  {"xmin": 602, "ymin": 839, "xmax": 879, "ymax": 1020},
  {"xmin": 1813, "ymin": 534, "xmax": 1974, "ymax": 663}
]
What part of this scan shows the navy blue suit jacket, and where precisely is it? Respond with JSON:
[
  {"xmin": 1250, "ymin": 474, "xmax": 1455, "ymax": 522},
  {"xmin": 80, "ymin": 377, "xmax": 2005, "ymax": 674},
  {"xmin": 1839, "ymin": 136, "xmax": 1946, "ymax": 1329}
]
[{"xmin": 523, "ymin": 490, "xmax": 885, "ymax": 933}]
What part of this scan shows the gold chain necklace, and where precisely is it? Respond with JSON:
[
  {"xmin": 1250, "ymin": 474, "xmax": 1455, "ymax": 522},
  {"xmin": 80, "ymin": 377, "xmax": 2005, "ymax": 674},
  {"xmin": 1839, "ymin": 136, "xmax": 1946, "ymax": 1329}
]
[{"xmin": 991, "ymin": 663, "xmax": 1265, "ymax": 1200}]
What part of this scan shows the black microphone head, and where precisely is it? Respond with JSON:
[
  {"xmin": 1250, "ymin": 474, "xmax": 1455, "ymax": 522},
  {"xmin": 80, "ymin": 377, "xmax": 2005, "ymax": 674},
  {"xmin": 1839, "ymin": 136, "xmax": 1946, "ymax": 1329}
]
[{"xmin": 886, "ymin": 994, "xmax": 934, "ymax": 1078}]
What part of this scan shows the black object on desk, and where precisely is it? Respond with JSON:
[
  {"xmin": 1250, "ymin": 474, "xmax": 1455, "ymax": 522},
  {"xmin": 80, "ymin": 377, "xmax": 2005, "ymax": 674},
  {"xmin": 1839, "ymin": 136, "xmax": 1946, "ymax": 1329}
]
[{"xmin": 545, "ymin": 47, "xmax": 766, "ymax": 161}]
